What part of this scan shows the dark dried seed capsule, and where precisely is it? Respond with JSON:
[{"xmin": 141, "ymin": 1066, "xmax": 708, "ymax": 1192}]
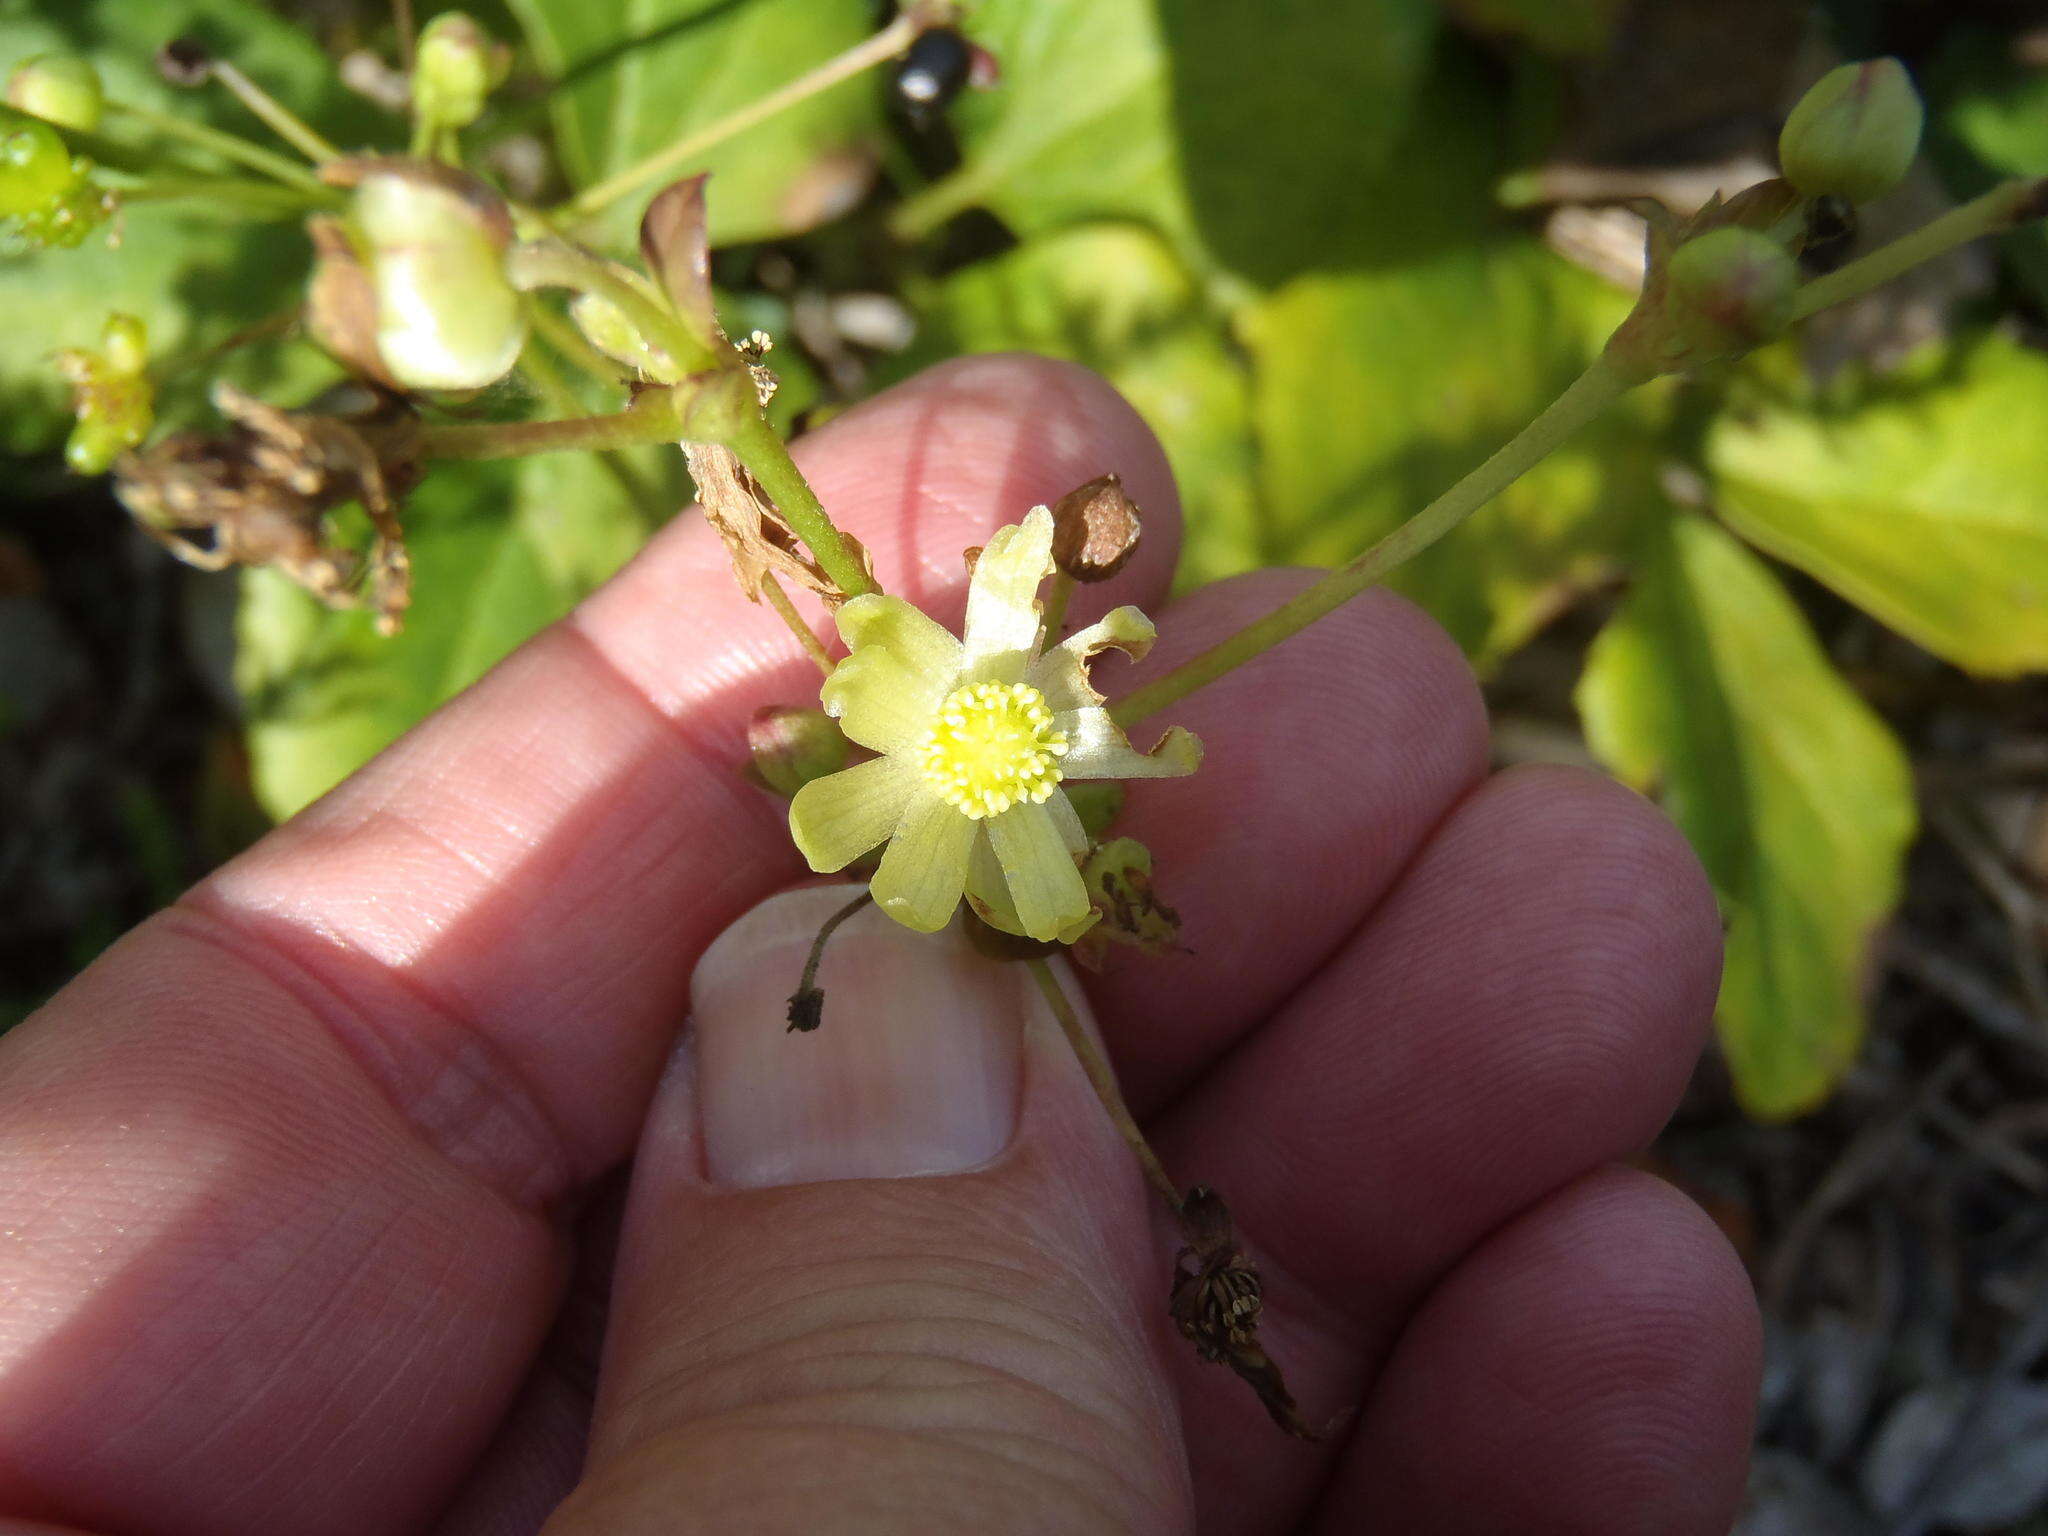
[{"xmin": 893, "ymin": 27, "xmax": 971, "ymax": 114}]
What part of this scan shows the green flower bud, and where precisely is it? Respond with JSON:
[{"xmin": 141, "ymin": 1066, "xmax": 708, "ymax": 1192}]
[
  {"xmin": 0, "ymin": 105, "xmax": 78, "ymax": 216},
  {"xmin": 345, "ymin": 161, "xmax": 526, "ymax": 390},
  {"xmin": 56, "ymin": 312, "xmax": 153, "ymax": 474},
  {"xmin": 569, "ymin": 290, "xmax": 676, "ymax": 379},
  {"xmin": 1665, "ymin": 227, "xmax": 1797, "ymax": 360},
  {"xmin": 1779, "ymin": 59, "xmax": 1923, "ymax": 205},
  {"xmin": 745, "ymin": 705, "xmax": 851, "ymax": 797},
  {"xmin": 7, "ymin": 54, "xmax": 104, "ymax": 132},
  {"xmin": 412, "ymin": 13, "xmax": 508, "ymax": 135}
]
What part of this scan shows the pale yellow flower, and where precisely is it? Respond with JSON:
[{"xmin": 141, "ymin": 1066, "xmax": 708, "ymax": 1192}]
[{"xmin": 790, "ymin": 506, "xmax": 1199, "ymax": 941}]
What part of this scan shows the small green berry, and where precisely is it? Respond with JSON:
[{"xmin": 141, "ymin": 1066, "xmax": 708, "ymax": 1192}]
[
  {"xmin": 0, "ymin": 105, "xmax": 78, "ymax": 217},
  {"xmin": 7, "ymin": 54, "xmax": 105, "ymax": 132},
  {"xmin": 1780, "ymin": 59, "xmax": 1924, "ymax": 205}
]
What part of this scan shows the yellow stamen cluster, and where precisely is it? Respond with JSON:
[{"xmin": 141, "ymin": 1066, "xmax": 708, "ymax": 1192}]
[{"xmin": 917, "ymin": 680, "xmax": 1069, "ymax": 819}]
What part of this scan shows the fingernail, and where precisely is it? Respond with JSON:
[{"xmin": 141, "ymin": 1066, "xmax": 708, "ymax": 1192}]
[{"xmin": 689, "ymin": 886, "xmax": 1027, "ymax": 1187}]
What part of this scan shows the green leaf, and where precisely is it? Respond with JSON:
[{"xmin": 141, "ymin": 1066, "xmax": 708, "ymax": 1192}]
[
  {"xmin": 906, "ymin": 0, "xmax": 1455, "ymax": 288},
  {"xmin": 1711, "ymin": 332, "xmax": 2048, "ymax": 677},
  {"xmin": 1242, "ymin": 237, "xmax": 1665, "ymax": 667},
  {"xmin": 0, "ymin": 0, "xmax": 376, "ymax": 452},
  {"xmin": 504, "ymin": 0, "xmax": 880, "ymax": 248},
  {"xmin": 1576, "ymin": 515, "xmax": 1916, "ymax": 1119},
  {"xmin": 237, "ymin": 449, "xmax": 658, "ymax": 819},
  {"xmin": 891, "ymin": 221, "xmax": 1259, "ymax": 589},
  {"xmin": 1928, "ymin": 31, "xmax": 2048, "ymax": 308}
]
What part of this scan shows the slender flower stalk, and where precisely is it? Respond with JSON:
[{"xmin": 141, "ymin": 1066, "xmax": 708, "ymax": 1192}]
[
  {"xmin": 760, "ymin": 571, "xmax": 836, "ymax": 674},
  {"xmin": 206, "ymin": 58, "xmax": 343, "ymax": 163},
  {"xmin": 723, "ymin": 407, "xmax": 877, "ymax": 602},
  {"xmin": 558, "ymin": 9, "xmax": 926, "ymax": 222},
  {"xmin": 101, "ymin": 99, "xmax": 328, "ymax": 194},
  {"xmin": 1789, "ymin": 176, "xmax": 2048, "ymax": 321},
  {"xmin": 1112, "ymin": 359, "xmax": 1632, "ymax": 726}
]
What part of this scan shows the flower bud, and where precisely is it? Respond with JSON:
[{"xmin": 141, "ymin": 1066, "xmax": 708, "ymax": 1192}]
[
  {"xmin": 412, "ymin": 12, "xmax": 508, "ymax": 135},
  {"xmin": 330, "ymin": 160, "xmax": 527, "ymax": 390},
  {"xmin": 56, "ymin": 312, "xmax": 153, "ymax": 474},
  {"xmin": 1779, "ymin": 59, "xmax": 1923, "ymax": 205},
  {"xmin": 7, "ymin": 55, "xmax": 104, "ymax": 132},
  {"xmin": 568, "ymin": 290, "xmax": 676, "ymax": 379},
  {"xmin": 1665, "ymin": 227, "xmax": 1797, "ymax": 359},
  {"xmin": 1050, "ymin": 473, "xmax": 1142, "ymax": 583},
  {"xmin": 745, "ymin": 705, "xmax": 850, "ymax": 797}
]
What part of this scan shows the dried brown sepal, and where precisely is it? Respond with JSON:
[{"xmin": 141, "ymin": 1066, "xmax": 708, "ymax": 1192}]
[
  {"xmin": 1170, "ymin": 1184, "xmax": 1319, "ymax": 1440},
  {"xmin": 682, "ymin": 440, "xmax": 875, "ymax": 608},
  {"xmin": 305, "ymin": 214, "xmax": 395, "ymax": 387},
  {"xmin": 1049, "ymin": 472, "xmax": 1141, "ymax": 583},
  {"xmin": 114, "ymin": 382, "xmax": 422, "ymax": 634},
  {"xmin": 638, "ymin": 174, "xmax": 721, "ymax": 351}
]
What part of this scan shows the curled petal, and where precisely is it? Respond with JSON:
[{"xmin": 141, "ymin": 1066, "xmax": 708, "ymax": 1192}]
[
  {"xmin": 788, "ymin": 756, "xmax": 916, "ymax": 872},
  {"xmin": 835, "ymin": 592, "xmax": 964, "ymax": 678},
  {"xmin": 985, "ymin": 799, "xmax": 1094, "ymax": 943},
  {"xmin": 961, "ymin": 506, "xmax": 1055, "ymax": 682},
  {"xmin": 1026, "ymin": 604, "xmax": 1157, "ymax": 714},
  {"xmin": 821, "ymin": 642, "xmax": 943, "ymax": 754},
  {"xmin": 1056, "ymin": 710, "xmax": 1203, "ymax": 781},
  {"xmin": 869, "ymin": 789, "xmax": 977, "ymax": 932}
]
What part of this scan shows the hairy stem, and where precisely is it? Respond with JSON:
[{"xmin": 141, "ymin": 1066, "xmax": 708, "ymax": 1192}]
[
  {"xmin": 1027, "ymin": 959, "xmax": 1183, "ymax": 1214},
  {"xmin": 1790, "ymin": 176, "xmax": 2048, "ymax": 321},
  {"xmin": 559, "ymin": 9, "xmax": 925, "ymax": 222},
  {"xmin": 100, "ymin": 100, "xmax": 329, "ymax": 194},
  {"xmin": 1113, "ymin": 358, "xmax": 1632, "ymax": 726},
  {"xmin": 723, "ymin": 408, "xmax": 878, "ymax": 600}
]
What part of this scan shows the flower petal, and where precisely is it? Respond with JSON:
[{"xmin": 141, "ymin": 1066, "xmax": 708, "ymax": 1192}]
[
  {"xmin": 836, "ymin": 592, "xmax": 963, "ymax": 679},
  {"xmin": 961, "ymin": 506, "xmax": 1055, "ymax": 682},
  {"xmin": 1025, "ymin": 605, "xmax": 1157, "ymax": 714},
  {"xmin": 1055, "ymin": 709, "xmax": 1204, "ymax": 781},
  {"xmin": 869, "ymin": 788, "xmax": 977, "ymax": 932},
  {"xmin": 820, "ymin": 643, "xmax": 941, "ymax": 754},
  {"xmin": 1045, "ymin": 788, "xmax": 1089, "ymax": 854},
  {"xmin": 788, "ymin": 756, "xmax": 917, "ymax": 872},
  {"xmin": 985, "ymin": 799, "xmax": 1093, "ymax": 942}
]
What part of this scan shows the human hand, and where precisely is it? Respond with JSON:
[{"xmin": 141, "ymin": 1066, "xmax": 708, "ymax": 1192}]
[{"xmin": 0, "ymin": 356, "xmax": 1758, "ymax": 1536}]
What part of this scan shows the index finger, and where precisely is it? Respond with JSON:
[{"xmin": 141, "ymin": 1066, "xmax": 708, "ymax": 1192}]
[{"xmin": 0, "ymin": 355, "xmax": 1180, "ymax": 1536}]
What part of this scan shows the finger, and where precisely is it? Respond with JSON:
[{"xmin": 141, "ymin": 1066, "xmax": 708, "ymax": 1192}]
[
  {"xmin": 1313, "ymin": 1166, "xmax": 1759, "ymax": 1535},
  {"xmin": 1151, "ymin": 765, "xmax": 1724, "ymax": 1533},
  {"xmin": 550, "ymin": 889, "xmax": 1190, "ymax": 1536},
  {"xmin": 1084, "ymin": 570, "xmax": 1488, "ymax": 1114},
  {"xmin": 0, "ymin": 356, "xmax": 1180, "ymax": 1536}
]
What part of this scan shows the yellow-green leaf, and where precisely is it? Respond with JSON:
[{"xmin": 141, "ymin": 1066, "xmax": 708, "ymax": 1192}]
[
  {"xmin": 1711, "ymin": 333, "xmax": 2048, "ymax": 677},
  {"xmin": 1243, "ymin": 237, "xmax": 1666, "ymax": 668},
  {"xmin": 1577, "ymin": 515, "xmax": 1916, "ymax": 1119}
]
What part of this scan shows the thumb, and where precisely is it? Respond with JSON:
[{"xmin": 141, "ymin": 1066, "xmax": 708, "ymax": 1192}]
[{"xmin": 548, "ymin": 887, "xmax": 1193, "ymax": 1536}]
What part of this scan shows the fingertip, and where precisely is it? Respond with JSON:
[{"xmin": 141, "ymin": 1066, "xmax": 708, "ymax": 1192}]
[{"xmin": 1324, "ymin": 1164, "xmax": 1760, "ymax": 1536}]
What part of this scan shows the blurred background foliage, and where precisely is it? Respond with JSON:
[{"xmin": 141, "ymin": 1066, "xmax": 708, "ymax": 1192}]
[{"xmin": 6, "ymin": 0, "xmax": 2048, "ymax": 1523}]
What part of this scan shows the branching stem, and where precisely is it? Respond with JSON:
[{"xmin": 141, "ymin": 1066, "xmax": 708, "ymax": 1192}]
[
  {"xmin": 101, "ymin": 100, "xmax": 329, "ymax": 194},
  {"xmin": 205, "ymin": 59, "xmax": 345, "ymax": 163}
]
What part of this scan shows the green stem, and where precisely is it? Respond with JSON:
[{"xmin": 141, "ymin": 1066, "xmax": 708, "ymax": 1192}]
[
  {"xmin": 515, "ymin": 343, "xmax": 668, "ymax": 527},
  {"xmin": 557, "ymin": 9, "xmax": 923, "ymax": 222},
  {"xmin": 208, "ymin": 59, "xmax": 344, "ymax": 163},
  {"xmin": 1026, "ymin": 959, "xmax": 1183, "ymax": 1214},
  {"xmin": 724, "ymin": 407, "xmax": 877, "ymax": 600},
  {"xmin": 1112, "ymin": 358, "xmax": 1632, "ymax": 727},
  {"xmin": 1790, "ymin": 176, "xmax": 2048, "ymax": 321},
  {"xmin": 1041, "ymin": 572, "xmax": 1076, "ymax": 640},
  {"xmin": 419, "ymin": 394, "xmax": 683, "ymax": 459},
  {"xmin": 760, "ymin": 572, "xmax": 836, "ymax": 674},
  {"xmin": 507, "ymin": 241, "xmax": 716, "ymax": 375},
  {"xmin": 112, "ymin": 175, "xmax": 327, "ymax": 216},
  {"xmin": 101, "ymin": 100, "xmax": 329, "ymax": 194}
]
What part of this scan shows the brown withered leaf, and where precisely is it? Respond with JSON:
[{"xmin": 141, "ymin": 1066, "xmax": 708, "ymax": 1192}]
[
  {"xmin": 1170, "ymin": 1184, "xmax": 1319, "ymax": 1440},
  {"xmin": 639, "ymin": 174, "xmax": 720, "ymax": 346},
  {"xmin": 115, "ymin": 382, "xmax": 421, "ymax": 634},
  {"xmin": 681, "ymin": 440, "xmax": 874, "ymax": 608}
]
